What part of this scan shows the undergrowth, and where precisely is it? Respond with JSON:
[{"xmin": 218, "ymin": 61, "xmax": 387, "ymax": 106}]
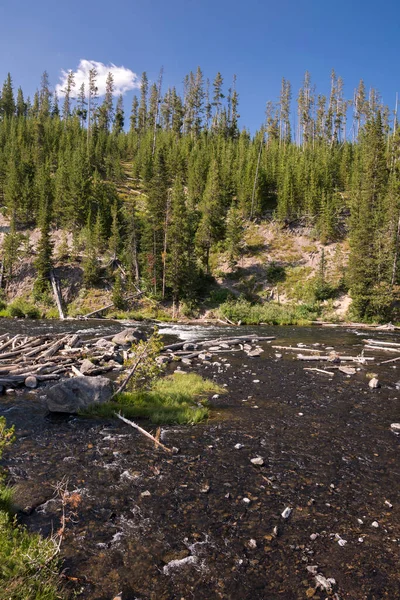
[
  {"xmin": 218, "ymin": 298, "xmax": 319, "ymax": 325},
  {"xmin": 0, "ymin": 417, "xmax": 63, "ymax": 599},
  {"xmin": 83, "ymin": 372, "xmax": 224, "ymax": 424}
]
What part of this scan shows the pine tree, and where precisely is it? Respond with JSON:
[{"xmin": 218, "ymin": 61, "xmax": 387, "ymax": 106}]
[
  {"xmin": 138, "ymin": 72, "xmax": 148, "ymax": 134},
  {"xmin": 33, "ymin": 163, "xmax": 54, "ymax": 299},
  {"xmin": 1, "ymin": 73, "xmax": 15, "ymax": 118},
  {"xmin": 62, "ymin": 70, "xmax": 75, "ymax": 120}
]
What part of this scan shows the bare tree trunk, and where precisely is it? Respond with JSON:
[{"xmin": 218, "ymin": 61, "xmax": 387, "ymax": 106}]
[
  {"xmin": 50, "ymin": 270, "xmax": 64, "ymax": 320},
  {"xmin": 391, "ymin": 213, "xmax": 400, "ymax": 286},
  {"xmin": 162, "ymin": 190, "xmax": 170, "ymax": 299},
  {"xmin": 152, "ymin": 67, "xmax": 164, "ymax": 157}
]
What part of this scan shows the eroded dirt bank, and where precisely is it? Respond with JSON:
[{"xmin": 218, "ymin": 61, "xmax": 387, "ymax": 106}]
[{"xmin": 1, "ymin": 324, "xmax": 400, "ymax": 600}]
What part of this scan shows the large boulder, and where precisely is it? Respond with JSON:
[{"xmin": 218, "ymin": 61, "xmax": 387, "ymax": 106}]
[
  {"xmin": 112, "ymin": 328, "xmax": 146, "ymax": 347},
  {"xmin": 46, "ymin": 376, "xmax": 115, "ymax": 413}
]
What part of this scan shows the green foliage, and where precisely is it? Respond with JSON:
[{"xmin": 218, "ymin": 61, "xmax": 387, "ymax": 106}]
[
  {"xmin": 0, "ymin": 512, "xmax": 62, "ymax": 600},
  {"xmin": 206, "ymin": 287, "xmax": 233, "ymax": 307},
  {"xmin": 124, "ymin": 330, "xmax": 164, "ymax": 391},
  {"xmin": 7, "ymin": 299, "xmax": 40, "ymax": 319},
  {"xmin": 0, "ymin": 69, "xmax": 400, "ymax": 321},
  {"xmin": 112, "ymin": 272, "xmax": 125, "ymax": 310},
  {"xmin": 84, "ymin": 372, "xmax": 223, "ymax": 424},
  {"xmin": 265, "ymin": 263, "xmax": 286, "ymax": 284},
  {"xmin": 219, "ymin": 298, "xmax": 319, "ymax": 325},
  {"xmin": 0, "ymin": 418, "xmax": 62, "ymax": 599}
]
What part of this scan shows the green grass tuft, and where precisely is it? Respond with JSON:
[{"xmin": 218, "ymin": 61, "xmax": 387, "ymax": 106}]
[{"xmin": 83, "ymin": 372, "xmax": 224, "ymax": 425}]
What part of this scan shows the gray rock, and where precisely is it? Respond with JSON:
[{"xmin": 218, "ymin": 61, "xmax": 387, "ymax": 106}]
[
  {"xmin": 80, "ymin": 358, "xmax": 96, "ymax": 374},
  {"xmin": 25, "ymin": 375, "xmax": 38, "ymax": 389},
  {"xmin": 95, "ymin": 338, "xmax": 115, "ymax": 349},
  {"xmin": 198, "ymin": 353, "xmax": 212, "ymax": 361},
  {"xmin": 46, "ymin": 376, "xmax": 115, "ymax": 413},
  {"xmin": 183, "ymin": 343, "xmax": 197, "ymax": 351},
  {"xmin": 112, "ymin": 328, "xmax": 146, "ymax": 346}
]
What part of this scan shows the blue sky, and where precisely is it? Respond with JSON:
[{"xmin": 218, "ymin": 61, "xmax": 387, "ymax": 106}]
[{"xmin": 1, "ymin": 0, "xmax": 400, "ymax": 132}]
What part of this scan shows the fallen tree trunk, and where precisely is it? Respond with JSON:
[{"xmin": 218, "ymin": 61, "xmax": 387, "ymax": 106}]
[
  {"xmin": 297, "ymin": 354, "xmax": 374, "ymax": 362},
  {"xmin": 115, "ymin": 412, "xmax": 173, "ymax": 453}
]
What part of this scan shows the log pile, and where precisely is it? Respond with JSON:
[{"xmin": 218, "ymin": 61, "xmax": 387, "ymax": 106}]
[
  {"xmin": 0, "ymin": 331, "xmax": 132, "ymax": 391},
  {"xmin": 158, "ymin": 335, "xmax": 275, "ymax": 365}
]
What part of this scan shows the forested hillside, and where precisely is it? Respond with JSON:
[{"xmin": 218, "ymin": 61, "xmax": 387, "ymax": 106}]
[{"xmin": 0, "ymin": 68, "xmax": 399, "ymax": 322}]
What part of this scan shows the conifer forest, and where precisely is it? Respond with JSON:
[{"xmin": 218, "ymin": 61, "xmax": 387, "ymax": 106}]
[{"xmin": 1, "ymin": 67, "xmax": 400, "ymax": 322}]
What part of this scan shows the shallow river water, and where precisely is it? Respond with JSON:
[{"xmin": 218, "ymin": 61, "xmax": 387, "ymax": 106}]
[{"xmin": 0, "ymin": 319, "xmax": 399, "ymax": 600}]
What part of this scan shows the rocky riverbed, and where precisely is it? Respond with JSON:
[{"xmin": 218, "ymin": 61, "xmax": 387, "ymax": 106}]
[{"xmin": 1, "ymin": 322, "xmax": 400, "ymax": 599}]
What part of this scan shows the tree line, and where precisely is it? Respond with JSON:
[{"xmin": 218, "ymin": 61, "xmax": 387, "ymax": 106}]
[{"xmin": 0, "ymin": 67, "xmax": 399, "ymax": 320}]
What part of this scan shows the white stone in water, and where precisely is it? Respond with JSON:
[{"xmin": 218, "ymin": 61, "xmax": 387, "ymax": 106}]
[
  {"xmin": 390, "ymin": 423, "xmax": 400, "ymax": 433},
  {"xmin": 141, "ymin": 490, "xmax": 151, "ymax": 497},
  {"xmin": 234, "ymin": 443, "xmax": 244, "ymax": 449},
  {"xmin": 250, "ymin": 457, "xmax": 264, "ymax": 466},
  {"xmin": 372, "ymin": 521, "xmax": 379, "ymax": 528},
  {"xmin": 306, "ymin": 565, "xmax": 319, "ymax": 575},
  {"xmin": 275, "ymin": 353, "xmax": 282, "ymax": 358},
  {"xmin": 243, "ymin": 497, "xmax": 251, "ymax": 504},
  {"xmin": 281, "ymin": 506, "xmax": 292, "ymax": 519},
  {"xmin": 385, "ymin": 500, "xmax": 393, "ymax": 508},
  {"xmin": 369, "ymin": 377, "xmax": 380, "ymax": 389},
  {"xmin": 163, "ymin": 555, "xmax": 198, "ymax": 575},
  {"xmin": 212, "ymin": 394, "xmax": 220, "ymax": 399},
  {"xmin": 357, "ymin": 518, "xmax": 364, "ymax": 525},
  {"xmin": 315, "ymin": 575, "xmax": 336, "ymax": 592},
  {"xmin": 338, "ymin": 538, "xmax": 347, "ymax": 546},
  {"xmin": 252, "ymin": 379, "xmax": 260, "ymax": 383},
  {"xmin": 248, "ymin": 538, "xmax": 257, "ymax": 549},
  {"xmin": 310, "ymin": 533, "xmax": 319, "ymax": 541},
  {"xmin": 358, "ymin": 537, "xmax": 364, "ymax": 542}
]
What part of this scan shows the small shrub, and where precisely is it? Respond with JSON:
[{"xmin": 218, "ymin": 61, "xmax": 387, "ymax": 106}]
[
  {"xmin": 265, "ymin": 263, "xmax": 286, "ymax": 284},
  {"xmin": 206, "ymin": 288, "xmax": 233, "ymax": 307},
  {"xmin": 7, "ymin": 299, "xmax": 40, "ymax": 319},
  {"xmin": 218, "ymin": 298, "xmax": 319, "ymax": 325}
]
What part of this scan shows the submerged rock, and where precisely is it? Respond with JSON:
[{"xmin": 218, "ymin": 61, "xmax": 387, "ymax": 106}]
[{"xmin": 46, "ymin": 376, "xmax": 115, "ymax": 413}]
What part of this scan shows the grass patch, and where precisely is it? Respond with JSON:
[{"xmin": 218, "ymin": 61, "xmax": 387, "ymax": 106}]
[
  {"xmin": 219, "ymin": 298, "xmax": 319, "ymax": 325},
  {"xmin": 83, "ymin": 372, "xmax": 224, "ymax": 425},
  {"xmin": 0, "ymin": 512, "xmax": 62, "ymax": 600},
  {"xmin": 0, "ymin": 417, "xmax": 63, "ymax": 599}
]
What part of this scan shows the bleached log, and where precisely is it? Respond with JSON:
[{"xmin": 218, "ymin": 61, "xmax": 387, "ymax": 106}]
[
  {"xmin": 50, "ymin": 270, "xmax": 65, "ymax": 320},
  {"xmin": 71, "ymin": 365, "xmax": 85, "ymax": 377},
  {"xmin": 379, "ymin": 355, "xmax": 400, "ymax": 364},
  {"xmin": 297, "ymin": 354, "xmax": 374, "ymax": 362},
  {"xmin": 304, "ymin": 368, "xmax": 334, "ymax": 375},
  {"xmin": 364, "ymin": 345, "xmax": 400, "ymax": 353},
  {"xmin": 272, "ymin": 345, "xmax": 322, "ymax": 352},
  {"xmin": 363, "ymin": 339, "xmax": 400, "ymax": 347},
  {"xmin": 115, "ymin": 412, "xmax": 172, "ymax": 453}
]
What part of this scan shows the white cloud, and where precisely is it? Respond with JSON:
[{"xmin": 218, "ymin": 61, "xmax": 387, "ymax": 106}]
[{"xmin": 56, "ymin": 59, "xmax": 140, "ymax": 97}]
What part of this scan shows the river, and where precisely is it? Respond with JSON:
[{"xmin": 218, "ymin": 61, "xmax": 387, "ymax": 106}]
[{"xmin": 1, "ymin": 319, "xmax": 399, "ymax": 599}]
